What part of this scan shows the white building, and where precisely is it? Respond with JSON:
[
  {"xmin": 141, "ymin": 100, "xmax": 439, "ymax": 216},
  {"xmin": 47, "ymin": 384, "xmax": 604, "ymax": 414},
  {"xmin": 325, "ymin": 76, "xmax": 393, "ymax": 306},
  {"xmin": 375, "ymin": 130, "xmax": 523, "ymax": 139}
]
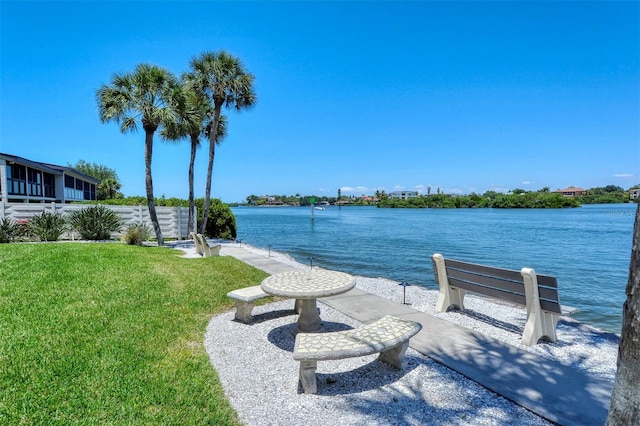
[{"xmin": 389, "ymin": 191, "xmax": 418, "ymax": 200}]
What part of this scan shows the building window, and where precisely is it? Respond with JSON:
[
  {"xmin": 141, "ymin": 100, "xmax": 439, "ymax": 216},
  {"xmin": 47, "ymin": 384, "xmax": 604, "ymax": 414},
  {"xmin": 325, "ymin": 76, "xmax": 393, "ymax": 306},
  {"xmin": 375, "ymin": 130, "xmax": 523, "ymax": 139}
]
[
  {"xmin": 28, "ymin": 168, "xmax": 43, "ymax": 197},
  {"xmin": 44, "ymin": 173, "xmax": 55, "ymax": 198},
  {"xmin": 8, "ymin": 164, "xmax": 27, "ymax": 195},
  {"xmin": 64, "ymin": 174, "xmax": 84, "ymax": 200}
]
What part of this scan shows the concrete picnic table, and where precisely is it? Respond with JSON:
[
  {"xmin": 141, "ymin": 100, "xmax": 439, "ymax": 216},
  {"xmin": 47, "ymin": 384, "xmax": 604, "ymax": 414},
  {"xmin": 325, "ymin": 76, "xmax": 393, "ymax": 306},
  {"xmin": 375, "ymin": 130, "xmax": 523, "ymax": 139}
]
[{"xmin": 261, "ymin": 270, "xmax": 355, "ymax": 332}]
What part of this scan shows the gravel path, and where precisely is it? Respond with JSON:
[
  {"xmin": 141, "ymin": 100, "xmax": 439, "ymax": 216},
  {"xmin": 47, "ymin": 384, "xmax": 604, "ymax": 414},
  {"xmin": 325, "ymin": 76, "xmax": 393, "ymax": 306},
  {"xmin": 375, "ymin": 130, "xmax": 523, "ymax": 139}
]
[{"xmin": 176, "ymin": 242, "xmax": 619, "ymax": 425}]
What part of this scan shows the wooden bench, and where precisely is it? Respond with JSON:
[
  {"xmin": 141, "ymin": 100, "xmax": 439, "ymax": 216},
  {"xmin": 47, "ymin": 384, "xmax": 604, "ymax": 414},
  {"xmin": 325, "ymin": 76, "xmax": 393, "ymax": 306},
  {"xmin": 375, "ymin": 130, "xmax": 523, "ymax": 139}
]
[
  {"xmin": 292, "ymin": 315, "xmax": 422, "ymax": 394},
  {"xmin": 432, "ymin": 253, "xmax": 564, "ymax": 346},
  {"xmin": 227, "ymin": 285, "xmax": 302, "ymax": 323}
]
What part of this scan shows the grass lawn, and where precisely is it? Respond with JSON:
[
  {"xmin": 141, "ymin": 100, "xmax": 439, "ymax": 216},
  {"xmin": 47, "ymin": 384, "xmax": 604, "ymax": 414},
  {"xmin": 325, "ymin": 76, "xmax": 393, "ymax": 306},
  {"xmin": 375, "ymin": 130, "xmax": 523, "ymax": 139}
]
[{"xmin": 0, "ymin": 242, "xmax": 269, "ymax": 425}]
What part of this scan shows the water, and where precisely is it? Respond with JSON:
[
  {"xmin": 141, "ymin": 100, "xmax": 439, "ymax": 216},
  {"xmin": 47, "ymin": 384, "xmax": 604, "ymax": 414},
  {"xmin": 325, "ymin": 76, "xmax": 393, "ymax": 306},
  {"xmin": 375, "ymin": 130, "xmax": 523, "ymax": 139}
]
[{"xmin": 232, "ymin": 204, "xmax": 637, "ymax": 334}]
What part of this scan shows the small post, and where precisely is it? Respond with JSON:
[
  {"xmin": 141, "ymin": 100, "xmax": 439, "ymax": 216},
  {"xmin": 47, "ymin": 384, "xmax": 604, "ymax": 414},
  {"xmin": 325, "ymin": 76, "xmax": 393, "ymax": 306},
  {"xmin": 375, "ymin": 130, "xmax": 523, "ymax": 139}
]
[
  {"xmin": 309, "ymin": 256, "xmax": 314, "ymax": 270},
  {"xmin": 338, "ymin": 188, "xmax": 341, "ymax": 210},
  {"xmin": 399, "ymin": 281, "xmax": 412, "ymax": 305},
  {"xmin": 268, "ymin": 244, "xmax": 272, "ymax": 257},
  {"xmin": 310, "ymin": 196, "xmax": 316, "ymax": 221}
]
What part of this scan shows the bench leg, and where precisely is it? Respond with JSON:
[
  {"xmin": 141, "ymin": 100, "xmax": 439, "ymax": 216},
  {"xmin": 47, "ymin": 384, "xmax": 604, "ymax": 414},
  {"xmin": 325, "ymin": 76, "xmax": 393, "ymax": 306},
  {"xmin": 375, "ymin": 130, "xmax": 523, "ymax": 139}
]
[
  {"xmin": 234, "ymin": 301, "xmax": 255, "ymax": 324},
  {"xmin": 521, "ymin": 268, "xmax": 559, "ymax": 346},
  {"xmin": 299, "ymin": 360, "xmax": 318, "ymax": 394},
  {"xmin": 522, "ymin": 310, "xmax": 559, "ymax": 346},
  {"xmin": 294, "ymin": 299, "xmax": 302, "ymax": 314},
  {"xmin": 433, "ymin": 254, "xmax": 465, "ymax": 312},
  {"xmin": 378, "ymin": 341, "xmax": 409, "ymax": 369}
]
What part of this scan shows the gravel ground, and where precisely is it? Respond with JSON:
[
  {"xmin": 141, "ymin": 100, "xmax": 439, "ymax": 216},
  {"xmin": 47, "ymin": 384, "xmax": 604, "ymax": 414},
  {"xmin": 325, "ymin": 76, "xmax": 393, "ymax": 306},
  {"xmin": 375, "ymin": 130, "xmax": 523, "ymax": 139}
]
[{"xmin": 173, "ymin": 241, "xmax": 619, "ymax": 425}]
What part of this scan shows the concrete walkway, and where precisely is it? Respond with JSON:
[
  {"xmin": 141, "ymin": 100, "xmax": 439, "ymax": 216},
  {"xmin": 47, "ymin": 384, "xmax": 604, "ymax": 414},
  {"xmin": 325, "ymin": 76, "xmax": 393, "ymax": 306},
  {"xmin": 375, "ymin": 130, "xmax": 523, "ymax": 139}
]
[{"xmin": 219, "ymin": 243, "xmax": 613, "ymax": 426}]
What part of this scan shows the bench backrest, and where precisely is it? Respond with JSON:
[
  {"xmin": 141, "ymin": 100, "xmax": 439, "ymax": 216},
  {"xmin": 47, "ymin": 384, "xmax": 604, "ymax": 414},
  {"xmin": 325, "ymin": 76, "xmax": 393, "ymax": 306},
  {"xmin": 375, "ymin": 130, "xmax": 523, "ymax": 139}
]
[{"xmin": 432, "ymin": 257, "xmax": 562, "ymax": 315}]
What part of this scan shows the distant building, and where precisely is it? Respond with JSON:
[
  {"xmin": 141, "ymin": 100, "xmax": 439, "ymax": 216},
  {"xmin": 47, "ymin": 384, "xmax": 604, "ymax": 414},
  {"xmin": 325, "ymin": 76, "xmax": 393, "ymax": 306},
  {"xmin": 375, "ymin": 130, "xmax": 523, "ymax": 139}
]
[
  {"xmin": 389, "ymin": 191, "xmax": 418, "ymax": 200},
  {"xmin": 0, "ymin": 153, "xmax": 100, "ymax": 205},
  {"xmin": 358, "ymin": 195, "xmax": 379, "ymax": 203},
  {"xmin": 555, "ymin": 186, "xmax": 586, "ymax": 197},
  {"xmin": 630, "ymin": 188, "xmax": 640, "ymax": 200}
]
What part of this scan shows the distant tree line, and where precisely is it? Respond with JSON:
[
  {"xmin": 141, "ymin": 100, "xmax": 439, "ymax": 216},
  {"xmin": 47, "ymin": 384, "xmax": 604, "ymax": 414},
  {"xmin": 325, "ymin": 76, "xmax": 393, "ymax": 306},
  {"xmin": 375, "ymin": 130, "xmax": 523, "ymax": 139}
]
[
  {"xmin": 577, "ymin": 185, "xmax": 636, "ymax": 205},
  {"xmin": 242, "ymin": 184, "xmax": 639, "ymax": 209},
  {"xmin": 378, "ymin": 190, "xmax": 581, "ymax": 208}
]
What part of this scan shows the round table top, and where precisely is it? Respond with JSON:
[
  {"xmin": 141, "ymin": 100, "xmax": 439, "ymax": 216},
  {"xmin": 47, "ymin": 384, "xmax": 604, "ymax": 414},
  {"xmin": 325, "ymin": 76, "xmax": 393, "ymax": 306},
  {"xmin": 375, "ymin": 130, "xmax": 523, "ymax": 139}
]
[{"xmin": 261, "ymin": 270, "xmax": 355, "ymax": 299}]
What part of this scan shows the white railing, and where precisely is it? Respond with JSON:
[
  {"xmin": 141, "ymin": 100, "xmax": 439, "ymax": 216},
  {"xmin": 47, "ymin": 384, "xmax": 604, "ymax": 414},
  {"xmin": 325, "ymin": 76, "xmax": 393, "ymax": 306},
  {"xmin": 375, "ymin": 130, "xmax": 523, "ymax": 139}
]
[{"xmin": 0, "ymin": 202, "xmax": 195, "ymax": 240}]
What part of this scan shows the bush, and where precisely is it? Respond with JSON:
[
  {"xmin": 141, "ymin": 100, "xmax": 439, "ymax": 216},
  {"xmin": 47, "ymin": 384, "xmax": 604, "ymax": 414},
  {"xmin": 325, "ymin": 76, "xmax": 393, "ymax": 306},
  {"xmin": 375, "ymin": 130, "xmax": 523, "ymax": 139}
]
[
  {"xmin": 28, "ymin": 211, "xmax": 67, "ymax": 242},
  {"xmin": 122, "ymin": 223, "xmax": 152, "ymax": 245},
  {"xmin": 0, "ymin": 218, "xmax": 19, "ymax": 243},
  {"xmin": 68, "ymin": 205, "xmax": 123, "ymax": 240},
  {"xmin": 197, "ymin": 198, "xmax": 237, "ymax": 240}
]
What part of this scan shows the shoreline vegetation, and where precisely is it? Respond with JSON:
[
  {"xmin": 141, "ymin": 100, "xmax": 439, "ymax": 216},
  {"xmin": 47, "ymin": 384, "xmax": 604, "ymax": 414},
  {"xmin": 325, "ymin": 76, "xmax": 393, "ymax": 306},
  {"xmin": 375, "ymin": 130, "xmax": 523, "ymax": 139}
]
[{"xmin": 239, "ymin": 185, "xmax": 639, "ymax": 209}]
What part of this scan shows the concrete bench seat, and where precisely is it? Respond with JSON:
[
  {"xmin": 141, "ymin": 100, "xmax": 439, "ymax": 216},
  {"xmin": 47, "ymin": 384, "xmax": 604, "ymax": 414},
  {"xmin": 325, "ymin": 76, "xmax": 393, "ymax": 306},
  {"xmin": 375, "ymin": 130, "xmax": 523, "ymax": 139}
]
[
  {"xmin": 190, "ymin": 232, "xmax": 221, "ymax": 257},
  {"xmin": 432, "ymin": 253, "xmax": 566, "ymax": 346},
  {"xmin": 292, "ymin": 315, "xmax": 422, "ymax": 394},
  {"xmin": 227, "ymin": 285, "xmax": 271, "ymax": 323}
]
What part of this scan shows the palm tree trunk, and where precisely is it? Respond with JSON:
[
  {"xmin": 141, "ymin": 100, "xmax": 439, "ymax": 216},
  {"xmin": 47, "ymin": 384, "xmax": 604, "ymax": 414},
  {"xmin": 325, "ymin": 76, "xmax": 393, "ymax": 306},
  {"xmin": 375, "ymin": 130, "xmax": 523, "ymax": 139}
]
[
  {"xmin": 145, "ymin": 130, "xmax": 164, "ymax": 246},
  {"xmin": 200, "ymin": 105, "xmax": 222, "ymax": 235},
  {"xmin": 607, "ymin": 202, "xmax": 640, "ymax": 425},
  {"xmin": 188, "ymin": 133, "xmax": 198, "ymax": 234}
]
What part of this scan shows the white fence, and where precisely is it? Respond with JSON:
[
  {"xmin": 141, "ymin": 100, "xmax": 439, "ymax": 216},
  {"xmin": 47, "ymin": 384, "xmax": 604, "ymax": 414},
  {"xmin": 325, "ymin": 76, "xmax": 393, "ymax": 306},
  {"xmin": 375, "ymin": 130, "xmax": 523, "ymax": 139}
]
[{"xmin": 0, "ymin": 202, "xmax": 194, "ymax": 240}]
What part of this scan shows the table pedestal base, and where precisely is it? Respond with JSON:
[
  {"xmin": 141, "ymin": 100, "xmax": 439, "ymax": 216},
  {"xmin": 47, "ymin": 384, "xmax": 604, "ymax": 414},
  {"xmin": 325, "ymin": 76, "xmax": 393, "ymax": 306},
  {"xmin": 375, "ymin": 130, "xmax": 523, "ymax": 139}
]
[{"xmin": 297, "ymin": 299, "xmax": 321, "ymax": 332}]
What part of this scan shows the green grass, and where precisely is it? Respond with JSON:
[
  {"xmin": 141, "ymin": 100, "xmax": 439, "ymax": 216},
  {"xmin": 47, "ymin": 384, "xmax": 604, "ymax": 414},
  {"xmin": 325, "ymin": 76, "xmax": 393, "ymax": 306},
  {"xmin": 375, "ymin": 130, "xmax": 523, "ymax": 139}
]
[{"xmin": 0, "ymin": 243, "xmax": 269, "ymax": 425}]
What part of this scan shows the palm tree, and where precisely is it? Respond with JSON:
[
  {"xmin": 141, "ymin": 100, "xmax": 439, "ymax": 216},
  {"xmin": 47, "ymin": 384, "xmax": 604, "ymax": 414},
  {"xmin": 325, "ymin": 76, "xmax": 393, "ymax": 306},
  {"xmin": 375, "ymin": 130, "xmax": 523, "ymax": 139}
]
[
  {"xmin": 98, "ymin": 178, "xmax": 122, "ymax": 200},
  {"xmin": 607, "ymin": 203, "xmax": 640, "ymax": 425},
  {"xmin": 161, "ymin": 82, "xmax": 228, "ymax": 234},
  {"xmin": 184, "ymin": 51, "xmax": 256, "ymax": 234},
  {"xmin": 96, "ymin": 64, "xmax": 181, "ymax": 246}
]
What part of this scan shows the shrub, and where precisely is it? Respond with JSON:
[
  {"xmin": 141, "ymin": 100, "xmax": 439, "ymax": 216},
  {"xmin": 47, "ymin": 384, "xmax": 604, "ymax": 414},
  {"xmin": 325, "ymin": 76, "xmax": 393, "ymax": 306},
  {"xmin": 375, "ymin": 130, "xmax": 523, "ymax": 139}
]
[
  {"xmin": 28, "ymin": 211, "xmax": 68, "ymax": 242},
  {"xmin": 68, "ymin": 205, "xmax": 123, "ymax": 240},
  {"xmin": 197, "ymin": 198, "xmax": 237, "ymax": 240},
  {"xmin": 122, "ymin": 223, "xmax": 152, "ymax": 245},
  {"xmin": 0, "ymin": 218, "xmax": 19, "ymax": 243}
]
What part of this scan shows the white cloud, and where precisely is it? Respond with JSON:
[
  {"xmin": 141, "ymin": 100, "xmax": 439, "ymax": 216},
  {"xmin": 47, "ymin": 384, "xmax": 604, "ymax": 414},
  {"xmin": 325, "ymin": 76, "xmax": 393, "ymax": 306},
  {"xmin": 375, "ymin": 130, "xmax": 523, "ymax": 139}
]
[
  {"xmin": 522, "ymin": 181, "xmax": 532, "ymax": 185},
  {"xmin": 486, "ymin": 184, "xmax": 509, "ymax": 193},
  {"xmin": 393, "ymin": 185, "xmax": 405, "ymax": 190},
  {"xmin": 340, "ymin": 186, "xmax": 368, "ymax": 193},
  {"xmin": 445, "ymin": 188, "xmax": 463, "ymax": 195},
  {"xmin": 613, "ymin": 173, "xmax": 634, "ymax": 178}
]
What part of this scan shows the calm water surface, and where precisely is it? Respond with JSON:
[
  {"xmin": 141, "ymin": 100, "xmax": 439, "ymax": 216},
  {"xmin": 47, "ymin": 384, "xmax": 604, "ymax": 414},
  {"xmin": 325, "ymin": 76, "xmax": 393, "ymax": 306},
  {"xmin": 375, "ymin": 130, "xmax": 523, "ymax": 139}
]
[{"xmin": 232, "ymin": 204, "xmax": 637, "ymax": 334}]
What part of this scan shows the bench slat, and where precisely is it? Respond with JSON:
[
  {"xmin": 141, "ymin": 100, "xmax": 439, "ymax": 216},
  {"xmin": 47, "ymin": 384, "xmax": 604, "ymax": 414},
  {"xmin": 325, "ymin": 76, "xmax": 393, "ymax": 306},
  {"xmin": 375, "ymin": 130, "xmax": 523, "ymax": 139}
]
[
  {"xmin": 448, "ymin": 276, "xmax": 527, "ymax": 305},
  {"xmin": 537, "ymin": 274, "xmax": 559, "ymax": 289},
  {"xmin": 540, "ymin": 298, "xmax": 562, "ymax": 314},
  {"xmin": 444, "ymin": 258, "xmax": 523, "ymax": 281},
  {"xmin": 446, "ymin": 267, "xmax": 526, "ymax": 296}
]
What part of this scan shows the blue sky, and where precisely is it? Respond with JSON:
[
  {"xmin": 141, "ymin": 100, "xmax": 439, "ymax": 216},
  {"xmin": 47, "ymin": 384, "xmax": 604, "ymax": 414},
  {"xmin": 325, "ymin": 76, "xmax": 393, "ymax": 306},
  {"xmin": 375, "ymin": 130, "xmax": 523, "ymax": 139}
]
[{"xmin": 1, "ymin": 1, "xmax": 638, "ymax": 203}]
